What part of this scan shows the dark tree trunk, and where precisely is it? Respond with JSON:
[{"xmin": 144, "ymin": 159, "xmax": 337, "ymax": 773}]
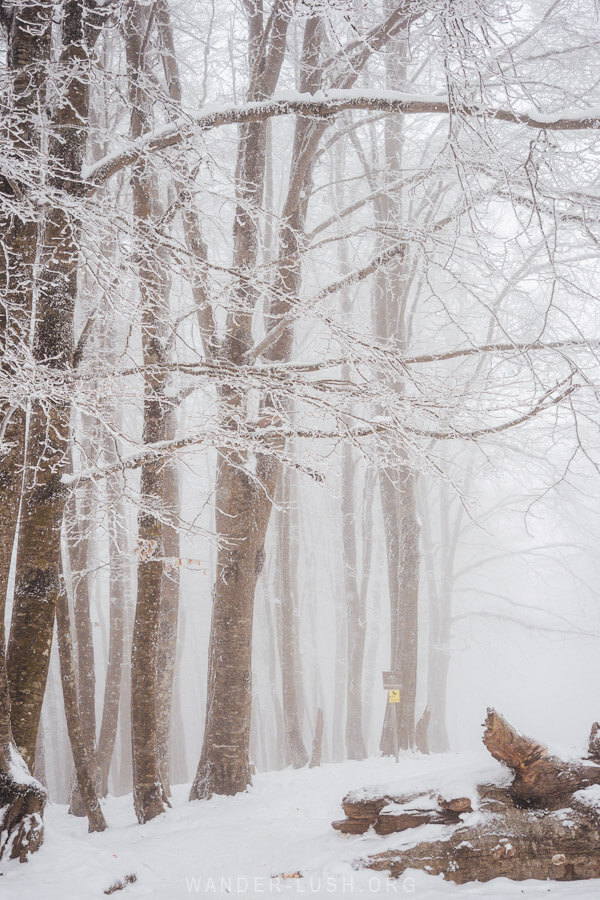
[
  {"xmin": 0, "ymin": 581, "xmax": 46, "ymax": 861},
  {"xmin": 0, "ymin": 3, "xmax": 52, "ymax": 653},
  {"xmin": 7, "ymin": 0, "xmax": 100, "ymax": 772},
  {"xmin": 0, "ymin": 768, "xmax": 46, "ymax": 863}
]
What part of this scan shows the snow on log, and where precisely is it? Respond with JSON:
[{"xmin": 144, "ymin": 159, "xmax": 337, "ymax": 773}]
[
  {"xmin": 364, "ymin": 786, "xmax": 600, "ymax": 884},
  {"xmin": 332, "ymin": 790, "xmax": 472, "ymax": 835}
]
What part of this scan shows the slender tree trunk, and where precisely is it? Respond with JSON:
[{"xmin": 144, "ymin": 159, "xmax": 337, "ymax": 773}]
[
  {"xmin": 379, "ymin": 470, "xmax": 420, "ymax": 752},
  {"xmin": 66, "ymin": 479, "xmax": 98, "ymax": 815},
  {"xmin": 376, "ymin": 29, "xmax": 421, "ymax": 755},
  {"xmin": 156, "ymin": 436, "xmax": 180, "ymax": 795},
  {"xmin": 275, "ymin": 469, "xmax": 308, "ymax": 768},
  {"xmin": 309, "ymin": 709, "xmax": 324, "ymax": 768},
  {"xmin": 342, "ymin": 443, "xmax": 367, "ymax": 759},
  {"xmin": 264, "ymin": 589, "xmax": 285, "ymax": 772},
  {"xmin": 97, "ymin": 465, "xmax": 128, "ymax": 796},
  {"xmin": 420, "ymin": 483, "xmax": 450, "ymax": 753},
  {"xmin": 55, "ymin": 579, "xmax": 106, "ymax": 833},
  {"xmin": 332, "ymin": 576, "xmax": 348, "ymax": 763},
  {"xmin": 116, "ymin": 618, "xmax": 133, "ymax": 798},
  {"xmin": 168, "ymin": 610, "xmax": 189, "ymax": 786},
  {"xmin": 330, "ymin": 137, "xmax": 368, "ymax": 761},
  {"xmin": 124, "ymin": 0, "xmax": 186, "ymax": 818}
]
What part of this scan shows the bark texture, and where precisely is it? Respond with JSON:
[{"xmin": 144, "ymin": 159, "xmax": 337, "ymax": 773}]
[
  {"xmin": 0, "ymin": 772, "xmax": 45, "ymax": 862},
  {"xmin": 7, "ymin": 0, "xmax": 100, "ymax": 771},
  {"xmin": 190, "ymin": 454, "xmax": 279, "ymax": 798},
  {"xmin": 66, "ymin": 482, "xmax": 98, "ymax": 816}
]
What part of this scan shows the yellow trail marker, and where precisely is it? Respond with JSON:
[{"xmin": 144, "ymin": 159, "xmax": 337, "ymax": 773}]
[{"xmin": 388, "ymin": 689, "xmax": 400, "ymax": 704}]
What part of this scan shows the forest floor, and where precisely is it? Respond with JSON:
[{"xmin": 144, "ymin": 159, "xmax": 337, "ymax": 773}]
[{"xmin": 2, "ymin": 752, "xmax": 600, "ymax": 899}]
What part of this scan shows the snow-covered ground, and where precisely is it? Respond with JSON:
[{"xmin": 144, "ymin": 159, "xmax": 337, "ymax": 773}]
[{"xmin": 2, "ymin": 753, "xmax": 600, "ymax": 899}]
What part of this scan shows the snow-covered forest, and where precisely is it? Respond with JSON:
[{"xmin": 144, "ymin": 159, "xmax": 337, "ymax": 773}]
[{"xmin": 2, "ymin": 0, "xmax": 600, "ymax": 896}]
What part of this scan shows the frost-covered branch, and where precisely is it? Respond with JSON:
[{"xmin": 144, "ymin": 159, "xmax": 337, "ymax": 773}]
[{"xmin": 83, "ymin": 91, "xmax": 600, "ymax": 188}]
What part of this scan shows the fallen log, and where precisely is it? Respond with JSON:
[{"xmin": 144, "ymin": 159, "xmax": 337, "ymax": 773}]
[
  {"xmin": 333, "ymin": 789, "xmax": 472, "ymax": 835},
  {"xmin": 340, "ymin": 709, "xmax": 600, "ymax": 884},
  {"xmin": 364, "ymin": 785, "xmax": 600, "ymax": 884}
]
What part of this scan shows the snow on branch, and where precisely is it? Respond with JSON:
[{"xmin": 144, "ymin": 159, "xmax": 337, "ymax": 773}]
[
  {"xmin": 62, "ymin": 374, "xmax": 575, "ymax": 487},
  {"xmin": 83, "ymin": 90, "xmax": 600, "ymax": 188}
]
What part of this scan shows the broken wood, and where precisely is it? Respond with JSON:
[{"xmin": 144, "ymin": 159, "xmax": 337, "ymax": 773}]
[
  {"xmin": 483, "ymin": 709, "xmax": 600, "ymax": 807},
  {"xmin": 104, "ymin": 873, "xmax": 137, "ymax": 894}
]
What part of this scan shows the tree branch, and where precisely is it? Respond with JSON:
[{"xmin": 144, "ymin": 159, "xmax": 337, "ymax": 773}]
[{"xmin": 84, "ymin": 91, "xmax": 600, "ymax": 188}]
